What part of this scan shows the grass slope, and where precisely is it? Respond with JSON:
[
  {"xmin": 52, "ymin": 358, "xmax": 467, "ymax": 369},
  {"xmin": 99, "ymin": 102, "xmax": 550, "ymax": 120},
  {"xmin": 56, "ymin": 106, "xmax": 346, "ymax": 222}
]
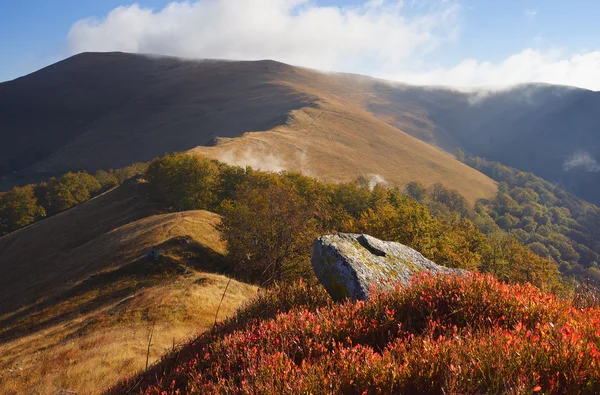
[
  {"xmin": 191, "ymin": 88, "xmax": 497, "ymax": 204},
  {"xmin": 1, "ymin": 52, "xmax": 496, "ymax": 203},
  {"xmin": 0, "ymin": 179, "xmax": 257, "ymax": 394}
]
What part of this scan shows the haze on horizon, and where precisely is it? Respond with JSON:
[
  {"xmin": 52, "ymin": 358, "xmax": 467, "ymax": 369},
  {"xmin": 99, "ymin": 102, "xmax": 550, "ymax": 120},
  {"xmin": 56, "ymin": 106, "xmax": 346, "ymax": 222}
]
[{"xmin": 2, "ymin": 0, "xmax": 600, "ymax": 90}]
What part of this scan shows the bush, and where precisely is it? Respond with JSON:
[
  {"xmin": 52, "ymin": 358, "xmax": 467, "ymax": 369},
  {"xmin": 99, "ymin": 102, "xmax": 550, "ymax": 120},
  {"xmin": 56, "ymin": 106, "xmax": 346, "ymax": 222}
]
[{"xmin": 109, "ymin": 274, "xmax": 600, "ymax": 394}]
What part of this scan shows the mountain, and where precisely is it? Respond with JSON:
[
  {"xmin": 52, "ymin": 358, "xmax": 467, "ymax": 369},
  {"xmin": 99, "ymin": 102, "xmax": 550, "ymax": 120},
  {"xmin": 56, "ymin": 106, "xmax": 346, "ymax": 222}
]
[
  {"xmin": 5, "ymin": 52, "xmax": 599, "ymax": 204},
  {"xmin": 0, "ymin": 52, "xmax": 496, "ymax": 203},
  {"xmin": 367, "ymin": 83, "xmax": 600, "ymax": 204},
  {"xmin": 0, "ymin": 52, "xmax": 312, "ymax": 183},
  {"xmin": 0, "ymin": 178, "xmax": 256, "ymax": 394}
]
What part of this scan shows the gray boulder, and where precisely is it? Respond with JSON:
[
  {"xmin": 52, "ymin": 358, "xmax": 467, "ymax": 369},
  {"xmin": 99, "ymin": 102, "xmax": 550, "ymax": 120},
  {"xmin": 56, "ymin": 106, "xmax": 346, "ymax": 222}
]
[{"xmin": 311, "ymin": 233, "xmax": 465, "ymax": 301}]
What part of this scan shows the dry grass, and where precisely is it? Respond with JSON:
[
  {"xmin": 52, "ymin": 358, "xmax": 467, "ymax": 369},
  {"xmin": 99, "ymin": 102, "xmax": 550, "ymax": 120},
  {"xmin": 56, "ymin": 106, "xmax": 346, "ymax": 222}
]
[
  {"xmin": 190, "ymin": 67, "xmax": 497, "ymax": 204},
  {"xmin": 0, "ymin": 272, "xmax": 256, "ymax": 395},
  {"xmin": 0, "ymin": 178, "xmax": 227, "ymax": 318},
  {"xmin": 191, "ymin": 100, "xmax": 496, "ymax": 204},
  {"xmin": 0, "ymin": 181, "xmax": 257, "ymax": 394}
]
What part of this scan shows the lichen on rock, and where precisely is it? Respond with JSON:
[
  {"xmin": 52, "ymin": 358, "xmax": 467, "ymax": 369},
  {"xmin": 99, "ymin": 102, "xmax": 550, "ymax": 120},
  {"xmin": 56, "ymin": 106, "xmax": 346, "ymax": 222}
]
[{"xmin": 311, "ymin": 233, "xmax": 466, "ymax": 301}]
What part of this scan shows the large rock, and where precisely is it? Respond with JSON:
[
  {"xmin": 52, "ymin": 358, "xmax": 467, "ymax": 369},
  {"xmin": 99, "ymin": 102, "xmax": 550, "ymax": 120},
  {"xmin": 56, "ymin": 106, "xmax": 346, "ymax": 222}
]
[{"xmin": 311, "ymin": 233, "xmax": 465, "ymax": 301}]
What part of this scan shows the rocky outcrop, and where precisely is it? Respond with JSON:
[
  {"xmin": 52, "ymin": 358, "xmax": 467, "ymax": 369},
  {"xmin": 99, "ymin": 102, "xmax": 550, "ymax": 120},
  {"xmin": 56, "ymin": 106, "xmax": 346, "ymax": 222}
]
[{"xmin": 311, "ymin": 233, "xmax": 465, "ymax": 301}]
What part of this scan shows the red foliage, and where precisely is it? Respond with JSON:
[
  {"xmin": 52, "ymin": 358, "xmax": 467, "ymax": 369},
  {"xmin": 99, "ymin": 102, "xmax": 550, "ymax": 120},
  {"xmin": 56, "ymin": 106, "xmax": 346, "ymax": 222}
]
[{"xmin": 108, "ymin": 275, "xmax": 600, "ymax": 394}]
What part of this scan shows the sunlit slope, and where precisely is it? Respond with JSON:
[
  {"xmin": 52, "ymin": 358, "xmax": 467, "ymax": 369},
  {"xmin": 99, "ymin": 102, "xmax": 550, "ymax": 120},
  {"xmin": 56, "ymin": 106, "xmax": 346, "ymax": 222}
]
[
  {"xmin": 1, "ymin": 52, "xmax": 496, "ymax": 202},
  {"xmin": 0, "ymin": 180, "xmax": 256, "ymax": 395},
  {"xmin": 191, "ymin": 98, "xmax": 497, "ymax": 203}
]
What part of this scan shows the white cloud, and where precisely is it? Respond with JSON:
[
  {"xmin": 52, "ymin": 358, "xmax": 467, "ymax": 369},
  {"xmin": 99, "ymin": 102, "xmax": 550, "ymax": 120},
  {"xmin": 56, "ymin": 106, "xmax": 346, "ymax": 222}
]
[
  {"xmin": 66, "ymin": 1, "xmax": 600, "ymax": 90},
  {"xmin": 525, "ymin": 9, "xmax": 537, "ymax": 18},
  {"xmin": 67, "ymin": 0, "xmax": 460, "ymax": 74},
  {"xmin": 385, "ymin": 49, "xmax": 600, "ymax": 90},
  {"xmin": 563, "ymin": 152, "xmax": 600, "ymax": 172}
]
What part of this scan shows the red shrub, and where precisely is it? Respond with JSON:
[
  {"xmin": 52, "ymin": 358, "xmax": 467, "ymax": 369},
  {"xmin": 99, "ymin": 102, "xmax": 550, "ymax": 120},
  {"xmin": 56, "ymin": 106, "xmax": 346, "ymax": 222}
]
[{"xmin": 108, "ymin": 275, "xmax": 600, "ymax": 394}]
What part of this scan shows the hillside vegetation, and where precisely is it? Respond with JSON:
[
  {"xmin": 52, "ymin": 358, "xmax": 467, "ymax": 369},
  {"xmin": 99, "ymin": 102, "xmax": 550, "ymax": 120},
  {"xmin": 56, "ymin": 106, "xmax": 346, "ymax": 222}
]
[
  {"xmin": 459, "ymin": 154, "xmax": 600, "ymax": 284},
  {"xmin": 0, "ymin": 162, "xmax": 146, "ymax": 235},
  {"xmin": 3, "ymin": 151, "xmax": 596, "ymax": 393},
  {"xmin": 143, "ymin": 153, "xmax": 563, "ymax": 292},
  {"xmin": 110, "ymin": 274, "xmax": 600, "ymax": 394}
]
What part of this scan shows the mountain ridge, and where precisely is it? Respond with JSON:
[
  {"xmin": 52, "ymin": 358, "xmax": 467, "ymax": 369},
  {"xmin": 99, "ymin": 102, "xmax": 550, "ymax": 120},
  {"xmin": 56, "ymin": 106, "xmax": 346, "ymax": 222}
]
[{"xmin": 0, "ymin": 51, "xmax": 498, "ymax": 203}]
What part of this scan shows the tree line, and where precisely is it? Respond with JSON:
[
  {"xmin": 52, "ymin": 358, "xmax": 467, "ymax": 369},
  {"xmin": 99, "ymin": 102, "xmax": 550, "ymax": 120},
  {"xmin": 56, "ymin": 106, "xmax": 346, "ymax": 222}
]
[
  {"xmin": 0, "ymin": 163, "xmax": 147, "ymax": 235},
  {"xmin": 0, "ymin": 151, "xmax": 574, "ymax": 294},
  {"xmin": 145, "ymin": 153, "xmax": 565, "ymax": 293}
]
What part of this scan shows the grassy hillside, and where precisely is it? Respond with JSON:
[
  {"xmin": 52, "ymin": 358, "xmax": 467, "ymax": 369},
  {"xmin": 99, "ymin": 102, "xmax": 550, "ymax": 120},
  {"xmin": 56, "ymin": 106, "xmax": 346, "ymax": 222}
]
[
  {"xmin": 0, "ymin": 52, "xmax": 497, "ymax": 204},
  {"xmin": 0, "ymin": 153, "xmax": 588, "ymax": 393},
  {"xmin": 5, "ymin": 52, "xmax": 600, "ymax": 204},
  {"xmin": 0, "ymin": 179, "xmax": 257, "ymax": 394},
  {"xmin": 0, "ymin": 52, "xmax": 312, "ymax": 183},
  {"xmin": 191, "ymin": 99, "xmax": 496, "ymax": 204}
]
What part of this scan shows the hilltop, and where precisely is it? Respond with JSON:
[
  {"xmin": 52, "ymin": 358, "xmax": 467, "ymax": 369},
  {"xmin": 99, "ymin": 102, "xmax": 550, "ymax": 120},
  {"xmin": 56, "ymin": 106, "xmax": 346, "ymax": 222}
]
[{"xmin": 0, "ymin": 52, "xmax": 496, "ymax": 203}]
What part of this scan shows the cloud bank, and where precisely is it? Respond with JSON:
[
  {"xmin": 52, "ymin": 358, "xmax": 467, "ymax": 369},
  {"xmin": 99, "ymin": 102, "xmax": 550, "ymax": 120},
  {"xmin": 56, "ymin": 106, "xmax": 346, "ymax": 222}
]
[
  {"xmin": 67, "ymin": 0, "xmax": 600, "ymax": 90},
  {"xmin": 68, "ymin": 0, "xmax": 459, "ymax": 74},
  {"xmin": 389, "ymin": 49, "xmax": 600, "ymax": 90}
]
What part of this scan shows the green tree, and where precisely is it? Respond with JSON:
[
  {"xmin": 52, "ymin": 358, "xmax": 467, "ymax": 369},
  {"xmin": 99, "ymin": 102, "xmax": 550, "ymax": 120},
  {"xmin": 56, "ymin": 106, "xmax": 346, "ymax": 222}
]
[
  {"xmin": 404, "ymin": 181, "xmax": 427, "ymax": 203},
  {"xmin": 146, "ymin": 153, "xmax": 219, "ymax": 211},
  {"xmin": 0, "ymin": 185, "xmax": 46, "ymax": 234},
  {"xmin": 94, "ymin": 169, "xmax": 119, "ymax": 190},
  {"xmin": 114, "ymin": 162, "xmax": 148, "ymax": 184},
  {"xmin": 42, "ymin": 172, "xmax": 101, "ymax": 214}
]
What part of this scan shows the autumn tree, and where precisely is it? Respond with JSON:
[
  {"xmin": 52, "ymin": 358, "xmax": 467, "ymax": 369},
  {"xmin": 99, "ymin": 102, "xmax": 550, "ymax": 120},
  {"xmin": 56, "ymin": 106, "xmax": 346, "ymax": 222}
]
[
  {"xmin": 349, "ymin": 196, "xmax": 436, "ymax": 256},
  {"xmin": 145, "ymin": 153, "xmax": 219, "ymax": 211},
  {"xmin": 114, "ymin": 162, "xmax": 148, "ymax": 184},
  {"xmin": 40, "ymin": 172, "xmax": 101, "ymax": 215},
  {"xmin": 94, "ymin": 169, "xmax": 119, "ymax": 190},
  {"xmin": 218, "ymin": 180, "xmax": 319, "ymax": 285},
  {"xmin": 404, "ymin": 181, "xmax": 427, "ymax": 203}
]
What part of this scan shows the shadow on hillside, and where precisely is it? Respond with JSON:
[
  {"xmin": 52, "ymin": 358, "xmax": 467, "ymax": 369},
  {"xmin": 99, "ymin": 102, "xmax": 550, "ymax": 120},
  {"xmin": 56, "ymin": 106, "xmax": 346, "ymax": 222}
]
[{"xmin": 0, "ymin": 237, "xmax": 231, "ymax": 344}]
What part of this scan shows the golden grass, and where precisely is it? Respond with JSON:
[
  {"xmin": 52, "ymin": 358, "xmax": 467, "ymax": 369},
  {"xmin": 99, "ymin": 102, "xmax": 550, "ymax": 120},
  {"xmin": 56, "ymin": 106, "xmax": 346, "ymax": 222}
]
[
  {"xmin": 0, "ymin": 272, "xmax": 256, "ymax": 395},
  {"xmin": 191, "ymin": 100, "xmax": 496, "ymax": 204},
  {"xmin": 0, "ymin": 179, "xmax": 226, "ymax": 318},
  {"xmin": 190, "ymin": 66, "xmax": 497, "ymax": 204},
  {"xmin": 0, "ymin": 182, "xmax": 257, "ymax": 394}
]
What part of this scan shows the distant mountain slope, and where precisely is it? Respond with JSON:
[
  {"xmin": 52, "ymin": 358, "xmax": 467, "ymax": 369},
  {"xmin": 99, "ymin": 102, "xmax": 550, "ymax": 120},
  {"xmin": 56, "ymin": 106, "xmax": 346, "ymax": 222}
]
[
  {"xmin": 366, "ymin": 83, "xmax": 600, "ymax": 204},
  {"xmin": 191, "ymin": 99, "xmax": 496, "ymax": 203},
  {"xmin": 0, "ymin": 52, "xmax": 497, "ymax": 203},
  {"xmin": 0, "ymin": 52, "xmax": 312, "ymax": 182}
]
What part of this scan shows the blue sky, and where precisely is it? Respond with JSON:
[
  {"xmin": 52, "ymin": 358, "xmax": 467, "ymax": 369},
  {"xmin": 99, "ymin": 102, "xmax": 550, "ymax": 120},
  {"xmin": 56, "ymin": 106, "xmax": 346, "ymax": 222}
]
[{"xmin": 2, "ymin": 0, "xmax": 600, "ymax": 89}]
